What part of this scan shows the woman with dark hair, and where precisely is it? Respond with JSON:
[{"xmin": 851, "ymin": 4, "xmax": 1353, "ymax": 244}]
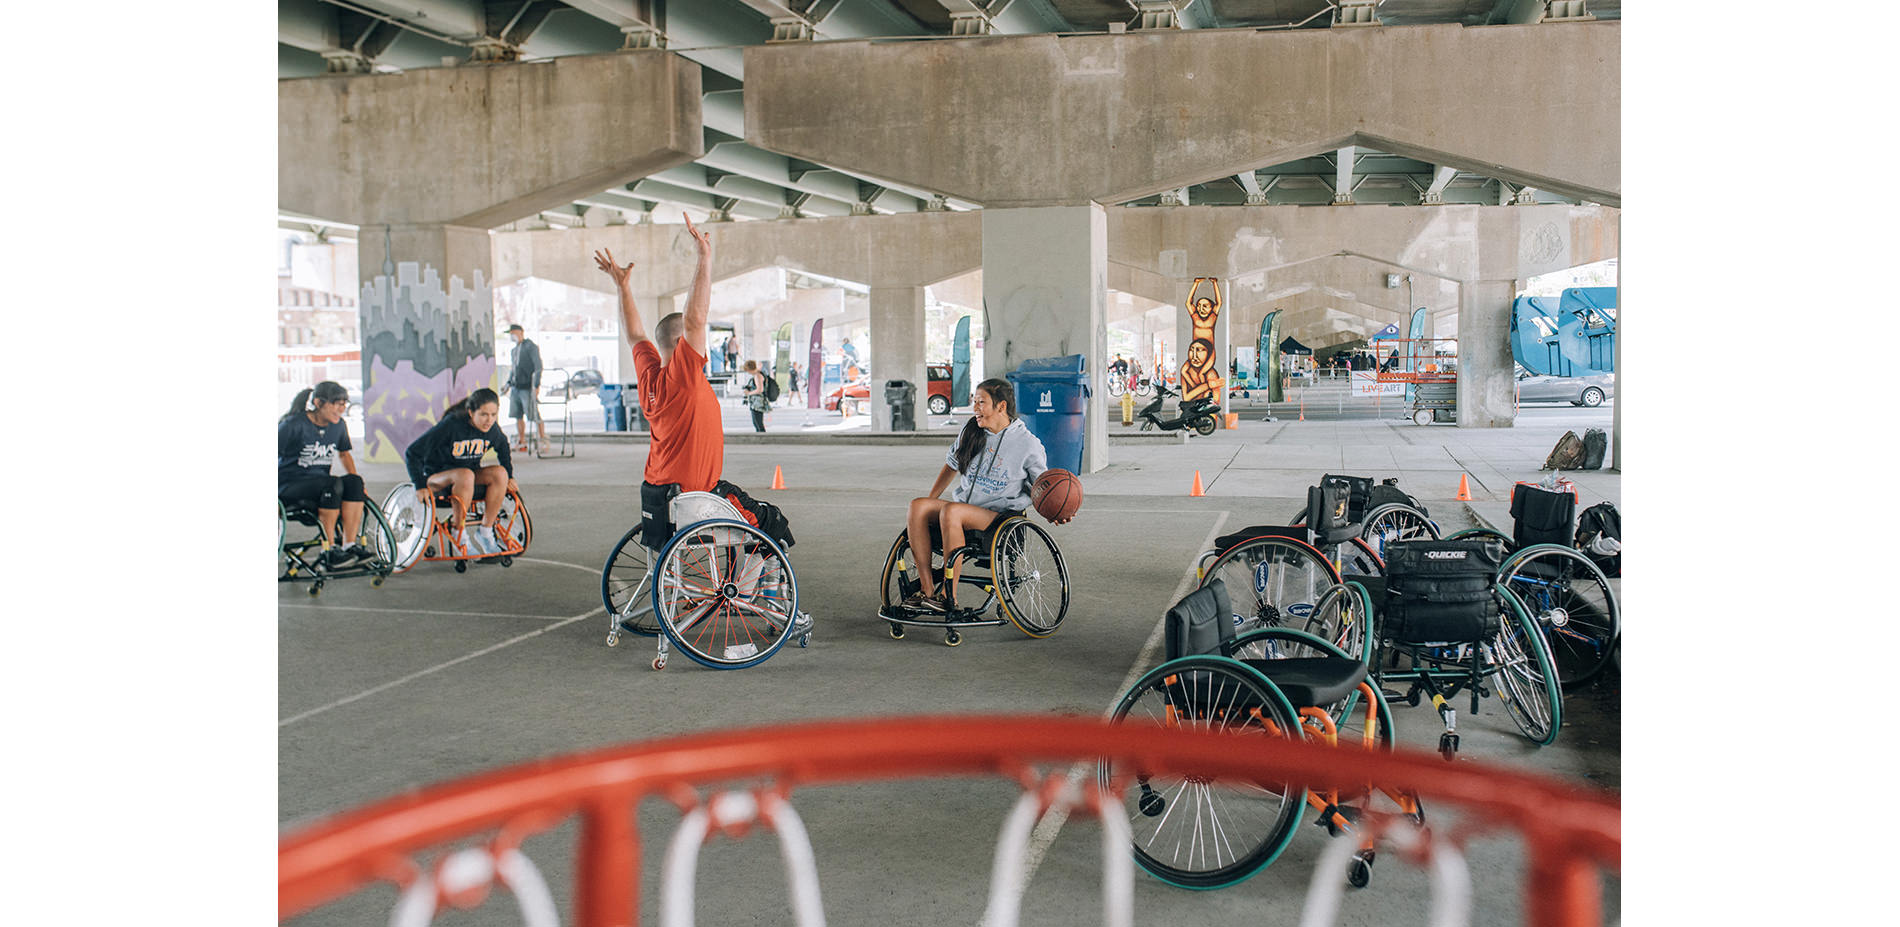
[
  {"xmin": 901, "ymin": 377, "xmax": 1066, "ymax": 613},
  {"xmin": 740, "ymin": 358, "xmax": 769, "ymax": 432},
  {"xmin": 403, "ymin": 387, "xmax": 517, "ymax": 556},
  {"xmin": 279, "ymin": 381, "xmax": 375, "ymax": 569}
]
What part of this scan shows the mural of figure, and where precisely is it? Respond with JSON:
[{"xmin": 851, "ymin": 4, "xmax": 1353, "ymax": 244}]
[{"xmin": 1180, "ymin": 277, "xmax": 1224, "ymax": 405}]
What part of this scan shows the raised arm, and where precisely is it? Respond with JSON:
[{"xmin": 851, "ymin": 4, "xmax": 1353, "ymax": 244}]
[
  {"xmin": 1210, "ymin": 277, "xmax": 1222, "ymax": 309},
  {"xmin": 1187, "ymin": 277, "xmax": 1203, "ymax": 308},
  {"xmin": 681, "ymin": 213, "xmax": 712, "ymax": 359},
  {"xmin": 594, "ymin": 248, "xmax": 648, "ymax": 349}
]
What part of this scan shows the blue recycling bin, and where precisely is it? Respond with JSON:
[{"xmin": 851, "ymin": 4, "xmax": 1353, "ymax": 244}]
[
  {"xmin": 599, "ymin": 384, "xmax": 628, "ymax": 431},
  {"xmin": 1007, "ymin": 354, "xmax": 1092, "ymax": 474}
]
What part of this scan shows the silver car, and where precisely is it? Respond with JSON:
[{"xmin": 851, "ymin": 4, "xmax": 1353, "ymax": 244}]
[{"xmin": 1516, "ymin": 366, "xmax": 1614, "ymax": 407}]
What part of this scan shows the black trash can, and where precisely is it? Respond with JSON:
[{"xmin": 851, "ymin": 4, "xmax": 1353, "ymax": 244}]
[
  {"xmin": 1007, "ymin": 355, "xmax": 1091, "ymax": 474},
  {"xmin": 884, "ymin": 380, "xmax": 917, "ymax": 432},
  {"xmin": 599, "ymin": 384, "xmax": 627, "ymax": 432}
]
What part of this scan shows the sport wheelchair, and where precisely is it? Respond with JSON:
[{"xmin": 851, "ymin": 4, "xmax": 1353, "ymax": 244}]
[
  {"xmin": 1446, "ymin": 482, "xmax": 1621, "ymax": 690},
  {"xmin": 1102, "ymin": 578, "xmax": 1420, "ymax": 890},
  {"xmin": 601, "ymin": 490, "xmax": 808, "ymax": 671},
  {"xmin": 1290, "ymin": 473, "xmax": 1441, "ymax": 564},
  {"xmin": 278, "ymin": 497, "xmax": 396, "ymax": 596},
  {"xmin": 379, "ymin": 482, "xmax": 532, "ymax": 574},
  {"xmin": 877, "ymin": 509, "xmax": 1069, "ymax": 646}
]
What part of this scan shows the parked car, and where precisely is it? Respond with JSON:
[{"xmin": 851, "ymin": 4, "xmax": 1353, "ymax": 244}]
[
  {"xmin": 1515, "ymin": 365, "xmax": 1613, "ymax": 407},
  {"xmin": 824, "ymin": 379, "xmax": 870, "ymax": 411},
  {"xmin": 925, "ymin": 364, "xmax": 954, "ymax": 414}
]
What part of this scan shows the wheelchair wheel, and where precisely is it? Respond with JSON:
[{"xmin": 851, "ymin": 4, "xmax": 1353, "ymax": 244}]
[
  {"xmin": 496, "ymin": 488, "xmax": 532, "ymax": 556},
  {"xmin": 601, "ymin": 524, "xmax": 660, "ymax": 638},
  {"xmin": 1499, "ymin": 544, "xmax": 1619, "ymax": 689},
  {"xmin": 1360, "ymin": 503, "xmax": 1440, "ymax": 560},
  {"xmin": 277, "ymin": 500, "xmax": 286, "ymax": 555},
  {"xmin": 1229, "ymin": 584, "xmax": 1368, "ymax": 661},
  {"xmin": 879, "ymin": 529, "xmax": 948, "ymax": 614},
  {"xmin": 1200, "ymin": 534, "xmax": 1342, "ymax": 637},
  {"xmin": 1103, "ymin": 656, "xmax": 1305, "ymax": 889},
  {"xmin": 651, "ymin": 518, "xmax": 798, "ymax": 670},
  {"xmin": 1487, "ymin": 587, "xmax": 1565, "ymax": 746},
  {"xmin": 355, "ymin": 496, "xmax": 400, "ymax": 569},
  {"xmin": 1331, "ymin": 537, "xmax": 1384, "ymax": 581},
  {"xmin": 990, "ymin": 518, "xmax": 1069, "ymax": 637},
  {"xmin": 379, "ymin": 484, "xmax": 429, "ymax": 571}
]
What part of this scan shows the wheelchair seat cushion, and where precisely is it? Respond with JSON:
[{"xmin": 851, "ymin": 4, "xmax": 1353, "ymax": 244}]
[
  {"xmin": 1165, "ymin": 579, "xmax": 1235, "ymax": 661},
  {"xmin": 1214, "ymin": 524, "xmax": 1310, "ymax": 555},
  {"xmin": 1237, "ymin": 655, "xmax": 1365, "ymax": 709}
]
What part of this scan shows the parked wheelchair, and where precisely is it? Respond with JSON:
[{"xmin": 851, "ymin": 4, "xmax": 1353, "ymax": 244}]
[
  {"xmin": 1290, "ymin": 473, "xmax": 1441, "ymax": 565},
  {"xmin": 1359, "ymin": 536, "xmax": 1565, "ymax": 760},
  {"xmin": 601, "ymin": 489, "xmax": 808, "ymax": 671},
  {"xmin": 1101, "ymin": 578, "xmax": 1420, "ymax": 890},
  {"xmin": 1446, "ymin": 482, "xmax": 1621, "ymax": 689},
  {"xmin": 378, "ymin": 482, "xmax": 532, "ymax": 574},
  {"xmin": 278, "ymin": 497, "xmax": 397, "ymax": 596},
  {"xmin": 877, "ymin": 509, "xmax": 1069, "ymax": 646}
]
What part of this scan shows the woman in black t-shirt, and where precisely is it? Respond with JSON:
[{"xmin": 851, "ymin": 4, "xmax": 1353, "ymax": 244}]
[
  {"xmin": 278, "ymin": 381, "xmax": 374, "ymax": 569},
  {"xmin": 403, "ymin": 388, "xmax": 517, "ymax": 556}
]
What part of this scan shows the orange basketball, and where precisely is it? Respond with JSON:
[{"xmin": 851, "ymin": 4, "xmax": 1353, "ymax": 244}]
[{"xmin": 1032, "ymin": 469, "xmax": 1082, "ymax": 522}]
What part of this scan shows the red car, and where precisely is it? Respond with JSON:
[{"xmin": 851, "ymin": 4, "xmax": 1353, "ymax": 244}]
[{"xmin": 824, "ymin": 365, "xmax": 957, "ymax": 414}]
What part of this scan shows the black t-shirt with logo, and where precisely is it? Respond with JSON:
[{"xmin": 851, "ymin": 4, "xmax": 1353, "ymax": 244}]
[
  {"xmin": 278, "ymin": 414, "xmax": 352, "ymax": 485},
  {"xmin": 404, "ymin": 414, "xmax": 514, "ymax": 486}
]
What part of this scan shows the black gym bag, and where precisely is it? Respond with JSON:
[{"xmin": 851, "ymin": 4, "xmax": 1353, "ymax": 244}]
[{"xmin": 1382, "ymin": 538, "xmax": 1505, "ymax": 643}]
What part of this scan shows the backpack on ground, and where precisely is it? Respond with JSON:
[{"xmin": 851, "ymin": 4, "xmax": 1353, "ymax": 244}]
[
  {"xmin": 1580, "ymin": 428, "xmax": 1607, "ymax": 470},
  {"xmin": 762, "ymin": 373, "xmax": 781, "ymax": 403},
  {"xmin": 1543, "ymin": 430, "xmax": 1586, "ymax": 470},
  {"xmin": 1574, "ymin": 501, "xmax": 1621, "ymax": 577}
]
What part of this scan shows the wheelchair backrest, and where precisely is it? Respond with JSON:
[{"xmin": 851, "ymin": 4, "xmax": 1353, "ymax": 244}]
[
  {"xmin": 670, "ymin": 491, "xmax": 744, "ymax": 528},
  {"xmin": 1306, "ymin": 481, "xmax": 1359, "ymax": 546},
  {"xmin": 1510, "ymin": 483, "xmax": 1576, "ymax": 549},
  {"xmin": 1319, "ymin": 473, "xmax": 1373, "ymax": 523},
  {"xmin": 1382, "ymin": 538, "xmax": 1505, "ymax": 643},
  {"xmin": 1165, "ymin": 579, "xmax": 1235, "ymax": 661}
]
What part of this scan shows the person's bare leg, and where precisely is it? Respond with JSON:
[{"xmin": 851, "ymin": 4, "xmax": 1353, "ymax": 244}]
[
  {"xmin": 939, "ymin": 503, "xmax": 992, "ymax": 572},
  {"xmin": 317, "ymin": 507, "xmax": 340, "ymax": 547},
  {"xmin": 339, "ymin": 500, "xmax": 364, "ymax": 546},
  {"xmin": 478, "ymin": 466, "xmax": 507, "ymax": 529},
  {"xmin": 905, "ymin": 497, "xmax": 947, "ymax": 598}
]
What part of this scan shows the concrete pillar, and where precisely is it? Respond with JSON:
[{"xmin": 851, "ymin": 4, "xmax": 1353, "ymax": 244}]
[
  {"xmin": 868, "ymin": 286, "xmax": 926, "ymax": 432},
  {"xmin": 742, "ymin": 310, "xmax": 760, "ymax": 369},
  {"xmin": 1174, "ymin": 282, "xmax": 1232, "ymax": 416},
  {"xmin": 357, "ymin": 223, "xmax": 495, "ymax": 463},
  {"xmin": 1456, "ymin": 280, "xmax": 1517, "ymax": 427},
  {"xmin": 981, "ymin": 205, "xmax": 1109, "ymax": 472}
]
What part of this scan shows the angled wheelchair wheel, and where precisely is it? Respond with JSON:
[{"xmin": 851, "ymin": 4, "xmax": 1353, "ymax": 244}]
[
  {"xmin": 1229, "ymin": 584, "xmax": 1369, "ymax": 661},
  {"xmin": 1488, "ymin": 587, "xmax": 1565, "ymax": 746},
  {"xmin": 1104, "ymin": 656, "xmax": 1305, "ymax": 889},
  {"xmin": 1331, "ymin": 537, "xmax": 1384, "ymax": 582},
  {"xmin": 354, "ymin": 497, "xmax": 399, "ymax": 571},
  {"xmin": 379, "ymin": 484, "xmax": 429, "ymax": 572},
  {"xmin": 990, "ymin": 518, "xmax": 1069, "ymax": 637},
  {"xmin": 879, "ymin": 529, "xmax": 947, "ymax": 614},
  {"xmin": 496, "ymin": 488, "xmax": 532, "ymax": 556},
  {"xmin": 1499, "ymin": 544, "xmax": 1620, "ymax": 690},
  {"xmin": 601, "ymin": 524, "xmax": 660, "ymax": 638},
  {"xmin": 1360, "ymin": 503, "xmax": 1440, "ymax": 561},
  {"xmin": 1200, "ymin": 534, "xmax": 1342, "ymax": 636},
  {"xmin": 277, "ymin": 500, "xmax": 286, "ymax": 554},
  {"xmin": 651, "ymin": 518, "xmax": 798, "ymax": 670}
]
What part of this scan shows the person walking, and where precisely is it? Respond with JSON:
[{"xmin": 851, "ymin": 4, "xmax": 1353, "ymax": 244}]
[
  {"xmin": 741, "ymin": 359, "xmax": 769, "ymax": 432},
  {"xmin": 506, "ymin": 323, "xmax": 548, "ymax": 455}
]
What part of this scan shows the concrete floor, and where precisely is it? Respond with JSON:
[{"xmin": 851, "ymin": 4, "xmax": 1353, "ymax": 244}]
[{"xmin": 280, "ymin": 407, "xmax": 1620, "ymax": 926}]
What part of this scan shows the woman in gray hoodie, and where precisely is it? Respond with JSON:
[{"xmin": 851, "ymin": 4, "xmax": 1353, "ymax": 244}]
[{"xmin": 902, "ymin": 378, "xmax": 1067, "ymax": 612}]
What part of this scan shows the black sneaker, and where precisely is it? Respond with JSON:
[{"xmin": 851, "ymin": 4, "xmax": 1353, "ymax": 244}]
[
  {"xmin": 903, "ymin": 592, "xmax": 945, "ymax": 614},
  {"xmin": 345, "ymin": 544, "xmax": 380, "ymax": 565},
  {"xmin": 320, "ymin": 547, "xmax": 359, "ymax": 570}
]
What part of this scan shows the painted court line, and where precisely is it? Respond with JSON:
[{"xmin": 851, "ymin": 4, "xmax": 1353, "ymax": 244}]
[
  {"xmin": 279, "ymin": 604, "xmax": 579, "ymax": 621},
  {"xmin": 983, "ymin": 510, "xmax": 1232, "ymax": 925},
  {"xmin": 279, "ymin": 606, "xmax": 605, "ymax": 728}
]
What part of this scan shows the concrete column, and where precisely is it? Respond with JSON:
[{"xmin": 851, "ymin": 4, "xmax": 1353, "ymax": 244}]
[
  {"xmin": 868, "ymin": 286, "xmax": 926, "ymax": 432},
  {"xmin": 742, "ymin": 310, "xmax": 760, "ymax": 369},
  {"xmin": 1456, "ymin": 280, "xmax": 1517, "ymax": 427},
  {"xmin": 981, "ymin": 205, "xmax": 1109, "ymax": 472},
  {"xmin": 357, "ymin": 223, "xmax": 495, "ymax": 463}
]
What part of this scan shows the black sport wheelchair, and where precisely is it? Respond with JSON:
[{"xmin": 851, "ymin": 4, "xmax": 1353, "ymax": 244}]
[
  {"xmin": 877, "ymin": 508, "xmax": 1070, "ymax": 646},
  {"xmin": 1102, "ymin": 578, "xmax": 1421, "ymax": 890},
  {"xmin": 277, "ymin": 491, "xmax": 397, "ymax": 596},
  {"xmin": 1445, "ymin": 482, "xmax": 1621, "ymax": 690}
]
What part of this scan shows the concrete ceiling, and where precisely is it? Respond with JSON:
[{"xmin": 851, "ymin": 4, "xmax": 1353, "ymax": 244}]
[{"xmin": 278, "ymin": 0, "xmax": 1620, "ymax": 233}]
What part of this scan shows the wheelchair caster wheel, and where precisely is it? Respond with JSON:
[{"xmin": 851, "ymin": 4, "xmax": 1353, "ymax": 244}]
[
  {"xmin": 454, "ymin": 560, "xmax": 467, "ymax": 573},
  {"xmin": 889, "ymin": 623, "xmax": 905, "ymax": 640},
  {"xmin": 500, "ymin": 556, "xmax": 512, "ymax": 567},
  {"xmin": 307, "ymin": 583, "xmax": 321, "ymax": 597},
  {"xmin": 1137, "ymin": 789, "xmax": 1165, "ymax": 817},
  {"xmin": 1348, "ymin": 851, "xmax": 1375, "ymax": 888},
  {"xmin": 1438, "ymin": 732, "xmax": 1459, "ymax": 761},
  {"xmin": 607, "ymin": 632, "xmax": 620, "ymax": 647},
  {"xmin": 371, "ymin": 574, "xmax": 384, "ymax": 588},
  {"xmin": 945, "ymin": 629, "xmax": 961, "ymax": 647},
  {"xmin": 798, "ymin": 634, "xmax": 810, "ymax": 648},
  {"xmin": 651, "ymin": 656, "xmax": 666, "ymax": 671}
]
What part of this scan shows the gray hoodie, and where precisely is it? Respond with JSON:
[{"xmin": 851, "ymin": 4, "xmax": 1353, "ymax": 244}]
[{"xmin": 946, "ymin": 418, "xmax": 1048, "ymax": 513}]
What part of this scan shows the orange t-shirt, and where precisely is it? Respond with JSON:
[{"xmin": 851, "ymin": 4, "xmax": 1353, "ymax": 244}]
[{"xmin": 632, "ymin": 335, "xmax": 723, "ymax": 492}]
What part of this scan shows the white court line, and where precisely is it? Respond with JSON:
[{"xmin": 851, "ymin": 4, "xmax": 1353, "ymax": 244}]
[
  {"xmin": 279, "ymin": 606, "xmax": 605, "ymax": 728},
  {"xmin": 983, "ymin": 511, "xmax": 1232, "ymax": 927},
  {"xmin": 515, "ymin": 557, "xmax": 608, "ymax": 575},
  {"xmin": 280, "ymin": 604, "xmax": 578, "ymax": 621}
]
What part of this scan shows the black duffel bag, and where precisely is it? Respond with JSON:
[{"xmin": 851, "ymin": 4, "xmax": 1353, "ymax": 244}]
[{"xmin": 1382, "ymin": 538, "xmax": 1505, "ymax": 643}]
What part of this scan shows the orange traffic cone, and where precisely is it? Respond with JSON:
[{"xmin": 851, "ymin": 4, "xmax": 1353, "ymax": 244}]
[
  {"xmin": 1190, "ymin": 470, "xmax": 1205, "ymax": 497},
  {"xmin": 771, "ymin": 465, "xmax": 786, "ymax": 490},
  {"xmin": 1298, "ymin": 392, "xmax": 1305, "ymax": 422},
  {"xmin": 1456, "ymin": 473, "xmax": 1472, "ymax": 501}
]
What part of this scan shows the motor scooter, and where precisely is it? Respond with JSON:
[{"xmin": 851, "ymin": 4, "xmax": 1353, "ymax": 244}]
[{"xmin": 1136, "ymin": 381, "xmax": 1220, "ymax": 436}]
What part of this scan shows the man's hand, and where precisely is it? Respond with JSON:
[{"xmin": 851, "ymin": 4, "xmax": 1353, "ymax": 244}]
[
  {"xmin": 683, "ymin": 212, "xmax": 711, "ymax": 253},
  {"xmin": 593, "ymin": 248, "xmax": 634, "ymax": 288}
]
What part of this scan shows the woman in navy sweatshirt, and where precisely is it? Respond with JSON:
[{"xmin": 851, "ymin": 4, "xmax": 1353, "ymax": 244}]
[{"xmin": 404, "ymin": 388, "xmax": 517, "ymax": 556}]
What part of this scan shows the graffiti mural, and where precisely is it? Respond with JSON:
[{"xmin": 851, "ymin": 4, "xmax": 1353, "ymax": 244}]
[
  {"xmin": 358, "ymin": 261, "xmax": 495, "ymax": 462},
  {"xmin": 1179, "ymin": 277, "xmax": 1224, "ymax": 404}
]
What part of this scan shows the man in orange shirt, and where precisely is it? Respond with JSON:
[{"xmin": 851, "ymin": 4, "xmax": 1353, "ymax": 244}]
[{"xmin": 595, "ymin": 215, "xmax": 809, "ymax": 639}]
